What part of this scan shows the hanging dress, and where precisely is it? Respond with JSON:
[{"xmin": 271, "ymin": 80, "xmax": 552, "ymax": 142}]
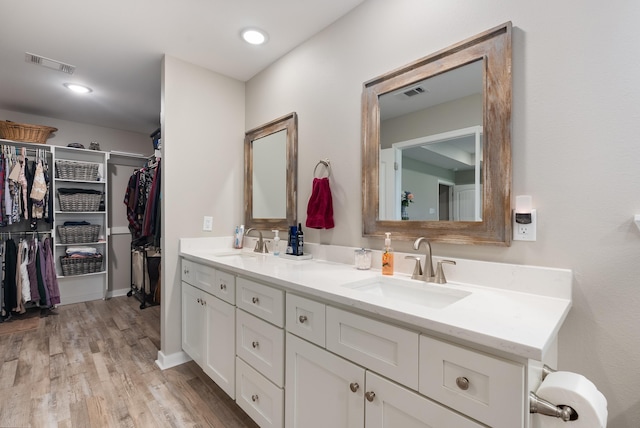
[
  {"xmin": 20, "ymin": 239, "xmax": 31, "ymax": 303},
  {"xmin": 42, "ymin": 237, "xmax": 60, "ymax": 305}
]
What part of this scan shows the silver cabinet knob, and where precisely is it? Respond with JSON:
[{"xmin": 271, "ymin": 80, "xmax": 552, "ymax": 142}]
[
  {"xmin": 365, "ymin": 391, "xmax": 376, "ymax": 402},
  {"xmin": 251, "ymin": 394, "xmax": 259, "ymax": 402},
  {"xmin": 456, "ymin": 376, "xmax": 470, "ymax": 390},
  {"xmin": 252, "ymin": 296, "xmax": 260, "ymax": 304},
  {"xmin": 220, "ymin": 283, "xmax": 226, "ymax": 290},
  {"xmin": 252, "ymin": 341, "xmax": 259, "ymax": 349},
  {"xmin": 299, "ymin": 315, "xmax": 308, "ymax": 323},
  {"xmin": 349, "ymin": 382, "xmax": 359, "ymax": 393}
]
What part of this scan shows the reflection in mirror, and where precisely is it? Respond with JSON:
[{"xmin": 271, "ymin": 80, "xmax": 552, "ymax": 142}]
[
  {"xmin": 252, "ymin": 129, "xmax": 287, "ymax": 218},
  {"xmin": 362, "ymin": 22, "xmax": 512, "ymax": 245},
  {"xmin": 378, "ymin": 60, "xmax": 484, "ymax": 222},
  {"xmin": 244, "ymin": 112, "xmax": 297, "ymax": 231}
]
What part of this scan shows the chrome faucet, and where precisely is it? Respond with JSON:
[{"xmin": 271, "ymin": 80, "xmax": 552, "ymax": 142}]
[
  {"xmin": 413, "ymin": 237, "xmax": 434, "ymax": 282},
  {"xmin": 245, "ymin": 228, "xmax": 269, "ymax": 253}
]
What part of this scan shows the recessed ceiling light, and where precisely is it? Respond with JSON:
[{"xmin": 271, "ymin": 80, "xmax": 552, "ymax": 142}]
[
  {"xmin": 241, "ymin": 28, "xmax": 268, "ymax": 45},
  {"xmin": 63, "ymin": 83, "xmax": 92, "ymax": 94}
]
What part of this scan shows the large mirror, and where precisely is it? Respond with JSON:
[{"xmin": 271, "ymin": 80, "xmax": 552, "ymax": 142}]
[
  {"xmin": 244, "ymin": 112, "xmax": 298, "ymax": 230},
  {"xmin": 362, "ymin": 22, "xmax": 512, "ymax": 245}
]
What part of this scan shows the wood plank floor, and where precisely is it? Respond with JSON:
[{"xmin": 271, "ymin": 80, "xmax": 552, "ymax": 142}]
[{"xmin": 0, "ymin": 296, "xmax": 259, "ymax": 428}]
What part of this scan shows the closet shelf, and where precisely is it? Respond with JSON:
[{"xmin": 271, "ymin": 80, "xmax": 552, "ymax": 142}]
[
  {"xmin": 54, "ymin": 178, "xmax": 105, "ymax": 184},
  {"xmin": 56, "ymin": 271, "xmax": 106, "ymax": 279}
]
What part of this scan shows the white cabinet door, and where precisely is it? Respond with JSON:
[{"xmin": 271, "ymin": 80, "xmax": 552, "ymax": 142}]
[
  {"xmin": 182, "ymin": 282, "xmax": 204, "ymax": 365},
  {"xmin": 286, "ymin": 333, "xmax": 365, "ymax": 428},
  {"xmin": 365, "ymin": 372, "xmax": 483, "ymax": 428},
  {"xmin": 203, "ymin": 294, "xmax": 236, "ymax": 398}
]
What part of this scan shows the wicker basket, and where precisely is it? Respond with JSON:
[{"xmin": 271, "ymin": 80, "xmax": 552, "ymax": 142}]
[
  {"xmin": 57, "ymin": 224, "xmax": 101, "ymax": 244},
  {"xmin": 60, "ymin": 254, "xmax": 103, "ymax": 276},
  {"xmin": 58, "ymin": 189, "xmax": 103, "ymax": 211},
  {"xmin": 0, "ymin": 120, "xmax": 57, "ymax": 144},
  {"xmin": 55, "ymin": 160, "xmax": 99, "ymax": 181}
]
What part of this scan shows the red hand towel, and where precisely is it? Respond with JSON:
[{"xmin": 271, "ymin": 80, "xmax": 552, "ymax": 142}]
[{"xmin": 306, "ymin": 177, "xmax": 334, "ymax": 229}]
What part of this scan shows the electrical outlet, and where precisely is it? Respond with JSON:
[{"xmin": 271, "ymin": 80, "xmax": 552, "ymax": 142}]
[
  {"xmin": 203, "ymin": 216, "xmax": 213, "ymax": 231},
  {"xmin": 513, "ymin": 209, "xmax": 536, "ymax": 241}
]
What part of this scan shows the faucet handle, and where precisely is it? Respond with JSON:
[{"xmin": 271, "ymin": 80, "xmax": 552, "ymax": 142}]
[
  {"xmin": 404, "ymin": 256, "xmax": 423, "ymax": 280},
  {"xmin": 434, "ymin": 260, "xmax": 456, "ymax": 284}
]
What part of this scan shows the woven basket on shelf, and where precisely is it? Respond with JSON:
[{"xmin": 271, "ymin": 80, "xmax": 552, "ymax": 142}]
[
  {"xmin": 55, "ymin": 160, "xmax": 99, "ymax": 181},
  {"xmin": 57, "ymin": 190, "xmax": 103, "ymax": 211},
  {"xmin": 60, "ymin": 254, "xmax": 103, "ymax": 276},
  {"xmin": 0, "ymin": 120, "xmax": 57, "ymax": 144},
  {"xmin": 57, "ymin": 224, "xmax": 101, "ymax": 244}
]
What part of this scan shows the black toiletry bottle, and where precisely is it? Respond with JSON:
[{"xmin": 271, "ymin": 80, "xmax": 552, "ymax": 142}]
[
  {"xmin": 297, "ymin": 222, "xmax": 304, "ymax": 256},
  {"xmin": 287, "ymin": 225, "xmax": 298, "ymax": 255}
]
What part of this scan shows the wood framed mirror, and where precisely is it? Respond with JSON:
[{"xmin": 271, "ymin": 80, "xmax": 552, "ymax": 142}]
[
  {"xmin": 244, "ymin": 112, "xmax": 298, "ymax": 231},
  {"xmin": 362, "ymin": 22, "xmax": 512, "ymax": 245}
]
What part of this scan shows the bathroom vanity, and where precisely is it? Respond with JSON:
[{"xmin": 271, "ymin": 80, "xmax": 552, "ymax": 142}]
[{"xmin": 179, "ymin": 238, "xmax": 572, "ymax": 428}]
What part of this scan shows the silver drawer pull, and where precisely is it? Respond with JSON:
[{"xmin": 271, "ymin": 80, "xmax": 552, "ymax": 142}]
[
  {"xmin": 299, "ymin": 315, "xmax": 308, "ymax": 323},
  {"xmin": 220, "ymin": 283, "xmax": 227, "ymax": 290},
  {"xmin": 252, "ymin": 341, "xmax": 259, "ymax": 349},
  {"xmin": 251, "ymin": 394, "xmax": 259, "ymax": 402},
  {"xmin": 456, "ymin": 376, "xmax": 470, "ymax": 391},
  {"xmin": 349, "ymin": 382, "xmax": 359, "ymax": 393},
  {"xmin": 252, "ymin": 296, "xmax": 260, "ymax": 304},
  {"xmin": 365, "ymin": 391, "xmax": 376, "ymax": 402}
]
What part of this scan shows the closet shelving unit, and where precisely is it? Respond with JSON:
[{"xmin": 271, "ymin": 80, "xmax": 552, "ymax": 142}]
[{"xmin": 51, "ymin": 146, "xmax": 109, "ymax": 304}]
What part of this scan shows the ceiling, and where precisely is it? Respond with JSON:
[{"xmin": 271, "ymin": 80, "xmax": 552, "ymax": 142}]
[{"xmin": 0, "ymin": 0, "xmax": 364, "ymax": 135}]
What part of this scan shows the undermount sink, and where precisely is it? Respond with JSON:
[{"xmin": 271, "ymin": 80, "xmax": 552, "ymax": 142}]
[
  {"xmin": 207, "ymin": 250, "xmax": 257, "ymax": 258},
  {"xmin": 342, "ymin": 276, "xmax": 470, "ymax": 309}
]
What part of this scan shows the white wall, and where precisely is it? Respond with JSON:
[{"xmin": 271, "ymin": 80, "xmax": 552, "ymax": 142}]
[
  {"xmin": 245, "ymin": 0, "xmax": 640, "ymax": 425},
  {"xmin": 161, "ymin": 55, "xmax": 245, "ymax": 362}
]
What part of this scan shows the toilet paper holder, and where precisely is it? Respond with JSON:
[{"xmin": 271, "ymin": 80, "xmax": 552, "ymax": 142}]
[{"xmin": 529, "ymin": 365, "xmax": 579, "ymax": 422}]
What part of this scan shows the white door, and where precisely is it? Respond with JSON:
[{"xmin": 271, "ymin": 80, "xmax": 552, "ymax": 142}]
[
  {"xmin": 365, "ymin": 372, "xmax": 483, "ymax": 428},
  {"xmin": 203, "ymin": 295, "xmax": 236, "ymax": 398},
  {"xmin": 379, "ymin": 148, "xmax": 400, "ymax": 220},
  {"xmin": 181, "ymin": 282, "xmax": 204, "ymax": 365},
  {"xmin": 286, "ymin": 333, "xmax": 365, "ymax": 428},
  {"xmin": 453, "ymin": 184, "xmax": 482, "ymax": 221}
]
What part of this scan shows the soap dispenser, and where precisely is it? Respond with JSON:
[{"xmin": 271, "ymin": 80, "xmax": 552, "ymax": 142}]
[
  {"xmin": 382, "ymin": 232, "xmax": 394, "ymax": 275},
  {"xmin": 272, "ymin": 230, "xmax": 280, "ymax": 256}
]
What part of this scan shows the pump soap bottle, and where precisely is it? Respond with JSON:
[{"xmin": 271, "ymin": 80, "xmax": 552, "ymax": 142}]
[{"xmin": 382, "ymin": 232, "xmax": 394, "ymax": 275}]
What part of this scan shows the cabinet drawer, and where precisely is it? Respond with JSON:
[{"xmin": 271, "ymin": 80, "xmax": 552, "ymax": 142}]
[
  {"xmin": 237, "ymin": 309, "xmax": 285, "ymax": 387},
  {"xmin": 419, "ymin": 335, "xmax": 524, "ymax": 428},
  {"xmin": 181, "ymin": 259, "xmax": 217, "ymax": 295},
  {"xmin": 236, "ymin": 277, "xmax": 284, "ymax": 327},
  {"xmin": 236, "ymin": 357, "xmax": 284, "ymax": 428},
  {"xmin": 286, "ymin": 293, "xmax": 326, "ymax": 347},
  {"xmin": 214, "ymin": 269, "xmax": 235, "ymax": 304},
  {"xmin": 326, "ymin": 306, "xmax": 419, "ymax": 389}
]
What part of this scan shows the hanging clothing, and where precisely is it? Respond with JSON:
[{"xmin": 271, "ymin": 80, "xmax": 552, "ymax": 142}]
[
  {"xmin": 3, "ymin": 239, "xmax": 17, "ymax": 311},
  {"xmin": 125, "ymin": 158, "xmax": 161, "ymax": 242},
  {"xmin": 19, "ymin": 239, "xmax": 31, "ymax": 303}
]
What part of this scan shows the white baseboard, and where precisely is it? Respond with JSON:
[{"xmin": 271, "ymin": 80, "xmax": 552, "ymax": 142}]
[{"xmin": 156, "ymin": 350, "xmax": 191, "ymax": 370}]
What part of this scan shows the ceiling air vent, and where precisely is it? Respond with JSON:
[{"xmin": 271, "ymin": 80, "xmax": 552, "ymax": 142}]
[
  {"xmin": 402, "ymin": 86, "xmax": 426, "ymax": 97},
  {"xmin": 25, "ymin": 52, "xmax": 76, "ymax": 74}
]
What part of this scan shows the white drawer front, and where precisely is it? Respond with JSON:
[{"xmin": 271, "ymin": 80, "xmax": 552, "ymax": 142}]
[
  {"xmin": 326, "ymin": 306, "xmax": 419, "ymax": 389},
  {"xmin": 236, "ymin": 357, "xmax": 284, "ymax": 428},
  {"xmin": 236, "ymin": 277, "xmax": 284, "ymax": 327},
  {"xmin": 237, "ymin": 309, "xmax": 285, "ymax": 387},
  {"xmin": 419, "ymin": 335, "xmax": 524, "ymax": 428},
  {"xmin": 213, "ymin": 269, "xmax": 235, "ymax": 304},
  {"xmin": 286, "ymin": 293, "xmax": 326, "ymax": 347},
  {"xmin": 181, "ymin": 259, "xmax": 193, "ymax": 283}
]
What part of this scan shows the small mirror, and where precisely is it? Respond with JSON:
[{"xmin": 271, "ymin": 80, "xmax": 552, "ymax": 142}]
[
  {"xmin": 362, "ymin": 22, "xmax": 512, "ymax": 245},
  {"xmin": 244, "ymin": 112, "xmax": 298, "ymax": 230}
]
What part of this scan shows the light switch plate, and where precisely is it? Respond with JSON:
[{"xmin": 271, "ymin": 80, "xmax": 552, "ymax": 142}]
[{"xmin": 203, "ymin": 216, "xmax": 213, "ymax": 231}]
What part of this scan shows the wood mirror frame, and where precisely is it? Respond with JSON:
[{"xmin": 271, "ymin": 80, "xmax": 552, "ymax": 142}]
[
  {"xmin": 362, "ymin": 22, "xmax": 512, "ymax": 245},
  {"xmin": 244, "ymin": 112, "xmax": 298, "ymax": 231}
]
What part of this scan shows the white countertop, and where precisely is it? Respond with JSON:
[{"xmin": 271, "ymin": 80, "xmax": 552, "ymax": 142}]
[{"xmin": 179, "ymin": 237, "xmax": 572, "ymax": 361}]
